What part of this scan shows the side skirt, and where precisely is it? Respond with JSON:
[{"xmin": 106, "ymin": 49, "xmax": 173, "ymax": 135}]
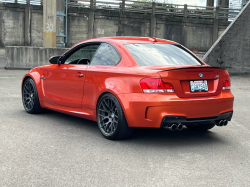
[{"xmin": 43, "ymin": 101, "xmax": 97, "ymax": 121}]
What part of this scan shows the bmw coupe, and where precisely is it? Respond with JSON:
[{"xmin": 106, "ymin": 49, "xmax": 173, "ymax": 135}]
[{"xmin": 22, "ymin": 37, "xmax": 234, "ymax": 140}]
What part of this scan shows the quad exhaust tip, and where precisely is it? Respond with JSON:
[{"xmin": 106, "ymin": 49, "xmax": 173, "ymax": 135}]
[
  {"xmin": 169, "ymin": 124, "xmax": 177, "ymax": 131},
  {"xmin": 177, "ymin": 123, "xmax": 184, "ymax": 131},
  {"xmin": 217, "ymin": 120, "xmax": 228, "ymax": 127},
  {"xmin": 166, "ymin": 120, "xmax": 228, "ymax": 130},
  {"xmin": 167, "ymin": 123, "xmax": 183, "ymax": 131}
]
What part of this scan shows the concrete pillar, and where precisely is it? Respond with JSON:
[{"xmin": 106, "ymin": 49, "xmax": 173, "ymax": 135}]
[
  {"xmin": 150, "ymin": 2, "xmax": 156, "ymax": 37},
  {"xmin": 56, "ymin": 0, "xmax": 66, "ymax": 47},
  {"xmin": 206, "ymin": 0, "xmax": 214, "ymax": 7},
  {"xmin": 183, "ymin": 4, "xmax": 188, "ymax": 19},
  {"xmin": 88, "ymin": 0, "xmax": 95, "ymax": 39},
  {"xmin": 217, "ymin": 0, "xmax": 229, "ymax": 7},
  {"xmin": 213, "ymin": 7, "xmax": 219, "ymax": 43},
  {"xmin": 117, "ymin": 0, "xmax": 125, "ymax": 36},
  {"xmin": 121, "ymin": 0, "xmax": 125, "ymax": 13},
  {"xmin": 43, "ymin": 0, "xmax": 57, "ymax": 47},
  {"xmin": 24, "ymin": 0, "xmax": 30, "ymax": 46},
  {"xmin": 43, "ymin": 0, "xmax": 66, "ymax": 47}
]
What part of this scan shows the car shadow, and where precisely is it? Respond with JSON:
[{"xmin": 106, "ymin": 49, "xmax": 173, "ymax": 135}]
[
  {"xmin": 23, "ymin": 109, "xmax": 228, "ymax": 148},
  {"xmin": 126, "ymin": 128, "xmax": 226, "ymax": 148}
]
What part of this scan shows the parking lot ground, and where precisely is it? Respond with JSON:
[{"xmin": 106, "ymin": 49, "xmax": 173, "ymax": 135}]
[{"xmin": 0, "ymin": 69, "xmax": 250, "ymax": 186}]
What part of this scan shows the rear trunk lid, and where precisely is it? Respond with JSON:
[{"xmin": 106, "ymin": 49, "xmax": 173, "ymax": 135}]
[{"xmin": 156, "ymin": 66, "xmax": 228, "ymax": 98}]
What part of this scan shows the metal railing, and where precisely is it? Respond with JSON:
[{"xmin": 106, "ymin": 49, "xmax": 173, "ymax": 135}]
[
  {"xmin": 68, "ymin": 0, "xmax": 241, "ymax": 21},
  {"xmin": 0, "ymin": 0, "xmax": 42, "ymax": 5},
  {"xmin": 0, "ymin": 0, "xmax": 241, "ymax": 21}
]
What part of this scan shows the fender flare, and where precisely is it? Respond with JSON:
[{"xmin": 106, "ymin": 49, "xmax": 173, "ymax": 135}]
[{"xmin": 22, "ymin": 71, "xmax": 45, "ymax": 107}]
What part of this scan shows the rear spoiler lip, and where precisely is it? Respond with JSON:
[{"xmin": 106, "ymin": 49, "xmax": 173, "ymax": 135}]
[{"xmin": 157, "ymin": 66, "xmax": 225, "ymax": 72}]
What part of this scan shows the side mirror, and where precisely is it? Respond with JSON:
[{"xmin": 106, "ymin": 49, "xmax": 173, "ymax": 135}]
[{"xmin": 49, "ymin": 56, "xmax": 61, "ymax": 64}]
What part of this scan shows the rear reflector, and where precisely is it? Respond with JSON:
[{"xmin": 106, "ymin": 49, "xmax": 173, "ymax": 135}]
[
  {"xmin": 223, "ymin": 77, "xmax": 231, "ymax": 90},
  {"xmin": 140, "ymin": 78, "xmax": 174, "ymax": 93}
]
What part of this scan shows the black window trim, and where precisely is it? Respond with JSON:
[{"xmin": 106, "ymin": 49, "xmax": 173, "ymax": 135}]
[
  {"xmin": 60, "ymin": 41, "xmax": 102, "ymax": 65},
  {"xmin": 60, "ymin": 41, "xmax": 122, "ymax": 66},
  {"xmin": 173, "ymin": 44, "xmax": 204, "ymax": 65}
]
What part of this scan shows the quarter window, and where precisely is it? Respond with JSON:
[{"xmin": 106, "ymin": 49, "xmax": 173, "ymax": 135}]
[{"xmin": 90, "ymin": 43, "xmax": 120, "ymax": 66}]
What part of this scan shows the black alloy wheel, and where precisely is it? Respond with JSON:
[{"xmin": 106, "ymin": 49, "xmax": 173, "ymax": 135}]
[
  {"xmin": 97, "ymin": 93, "xmax": 134, "ymax": 140},
  {"xmin": 22, "ymin": 78, "xmax": 42, "ymax": 114}
]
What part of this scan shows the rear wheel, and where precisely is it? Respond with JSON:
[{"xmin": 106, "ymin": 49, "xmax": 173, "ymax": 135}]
[
  {"xmin": 22, "ymin": 78, "xmax": 42, "ymax": 114},
  {"xmin": 186, "ymin": 123, "xmax": 215, "ymax": 131},
  {"xmin": 97, "ymin": 93, "xmax": 134, "ymax": 140}
]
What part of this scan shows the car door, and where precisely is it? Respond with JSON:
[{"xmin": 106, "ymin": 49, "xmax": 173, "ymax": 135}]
[{"xmin": 44, "ymin": 43, "xmax": 101, "ymax": 108}]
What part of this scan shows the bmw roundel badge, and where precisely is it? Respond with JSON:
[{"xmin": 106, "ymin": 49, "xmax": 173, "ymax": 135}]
[{"xmin": 199, "ymin": 73, "xmax": 203, "ymax": 78}]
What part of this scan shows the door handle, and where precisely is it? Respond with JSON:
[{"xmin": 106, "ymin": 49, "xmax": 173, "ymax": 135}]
[{"xmin": 76, "ymin": 73, "xmax": 84, "ymax": 78}]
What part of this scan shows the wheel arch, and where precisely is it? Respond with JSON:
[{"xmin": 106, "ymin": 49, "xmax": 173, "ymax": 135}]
[
  {"xmin": 22, "ymin": 75, "xmax": 34, "ymax": 92},
  {"xmin": 96, "ymin": 91, "xmax": 123, "ymax": 111},
  {"xmin": 95, "ymin": 91, "xmax": 129, "ymax": 125},
  {"xmin": 22, "ymin": 75, "xmax": 32, "ymax": 85},
  {"xmin": 22, "ymin": 72, "xmax": 45, "ymax": 108}
]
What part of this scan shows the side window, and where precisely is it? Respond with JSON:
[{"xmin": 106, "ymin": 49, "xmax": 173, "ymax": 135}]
[
  {"xmin": 90, "ymin": 43, "xmax": 120, "ymax": 66},
  {"xmin": 64, "ymin": 44, "xmax": 100, "ymax": 65}
]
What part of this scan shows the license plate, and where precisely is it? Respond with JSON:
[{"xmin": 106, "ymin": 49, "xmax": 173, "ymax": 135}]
[{"xmin": 190, "ymin": 80, "xmax": 208, "ymax": 92}]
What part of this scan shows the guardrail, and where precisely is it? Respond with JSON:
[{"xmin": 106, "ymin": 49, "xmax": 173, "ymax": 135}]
[
  {"xmin": 68, "ymin": 0, "xmax": 241, "ymax": 21},
  {"xmin": 0, "ymin": 0, "xmax": 241, "ymax": 21},
  {"xmin": 0, "ymin": 0, "xmax": 42, "ymax": 5},
  {"xmin": 70, "ymin": 0, "xmax": 241, "ymax": 21}
]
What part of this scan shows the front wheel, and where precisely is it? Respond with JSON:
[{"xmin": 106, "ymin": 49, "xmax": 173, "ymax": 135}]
[
  {"xmin": 22, "ymin": 78, "xmax": 43, "ymax": 114},
  {"xmin": 97, "ymin": 93, "xmax": 134, "ymax": 140},
  {"xmin": 185, "ymin": 123, "xmax": 215, "ymax": 131}
]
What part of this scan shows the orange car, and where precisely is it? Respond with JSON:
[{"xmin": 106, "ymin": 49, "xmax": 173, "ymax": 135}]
[{"xmin": 21, "ymin": 37, "xmax": 234, "ymax": 140}]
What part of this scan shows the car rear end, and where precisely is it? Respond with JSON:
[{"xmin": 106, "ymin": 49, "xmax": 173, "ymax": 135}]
[{"xmin": 120, "ymin": 40, "xmax": 234, "ymax": 130}]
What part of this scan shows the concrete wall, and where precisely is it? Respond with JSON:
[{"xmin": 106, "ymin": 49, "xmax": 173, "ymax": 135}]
[
  {"xmin": 31, "ymin": 7, "xmax": 43, "ymax": 47},
  {"xmin": 5, "ymin": 46, "xmax": 68, "ymax": 69},
  {"xmin": 0, "ymin": 3, "xmax": 25, "ymax": 46},
  {"xmin": 67, "ymin": 8, "xmax": 89, "ymax": 47},
  {"xmin": 0, "ymin": 3, "xmax": 230, "ymax": 52},
  {"xmin": 0, "ymin": 3, "xmax": 43, "ymax": 47},
  {"xmin": 156, "ymin": 17, "xmax": 216, "ymax": 52},
  {"xmin": 203, "ymin": 1, "xmax": 250, "ymax": 73}
]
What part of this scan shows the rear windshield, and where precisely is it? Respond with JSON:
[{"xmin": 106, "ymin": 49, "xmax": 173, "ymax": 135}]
[{"xmin": 125, "ymin": 43, "xmax": 202, "ymax": 66}]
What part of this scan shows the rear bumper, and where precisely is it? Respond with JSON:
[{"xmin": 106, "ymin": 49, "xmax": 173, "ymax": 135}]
[
  {"xmin": 118, "ymin": 90, "xmax": 234, "ymax": 128},
  {"xmin": 161, "ymin": 111, "xmax": 233, "ymax": 127}
]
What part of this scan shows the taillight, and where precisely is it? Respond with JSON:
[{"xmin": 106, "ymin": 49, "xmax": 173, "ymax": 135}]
[
  {"xmin": 223, "ymin": 77, "xmax": 231, "ymax": 90},
  {"xmin": 140, "ymin": 78, "xmax": 174, "ymax": 93}
]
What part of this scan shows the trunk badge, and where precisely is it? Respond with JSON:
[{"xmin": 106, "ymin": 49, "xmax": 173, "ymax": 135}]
[{"xmin": 199, "ymin": 73, "xmax": 203, "ymax": 78}]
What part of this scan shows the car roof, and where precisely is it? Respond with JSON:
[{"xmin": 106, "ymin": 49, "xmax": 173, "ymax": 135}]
[{"xmin": 74, "ymin": 37, "xmax": 178, "ymax": 46}]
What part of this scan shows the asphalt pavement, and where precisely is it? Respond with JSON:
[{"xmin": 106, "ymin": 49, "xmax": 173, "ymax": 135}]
[{"xmin": 0, "ymin": 68, "xmax": 250, "ymax": 186}]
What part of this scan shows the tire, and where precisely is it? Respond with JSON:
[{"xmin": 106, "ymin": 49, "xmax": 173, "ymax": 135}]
[
  {"xmin": 185, "ymin": 123, "xmax": 215, "ymax": 131},
  {"xmin": 97, "ymin": 93, "xmax": 134, "ymax": 140},
  {"xmin": 22, "ymin": 78, "xmax": 43, "ymax": 114}
]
